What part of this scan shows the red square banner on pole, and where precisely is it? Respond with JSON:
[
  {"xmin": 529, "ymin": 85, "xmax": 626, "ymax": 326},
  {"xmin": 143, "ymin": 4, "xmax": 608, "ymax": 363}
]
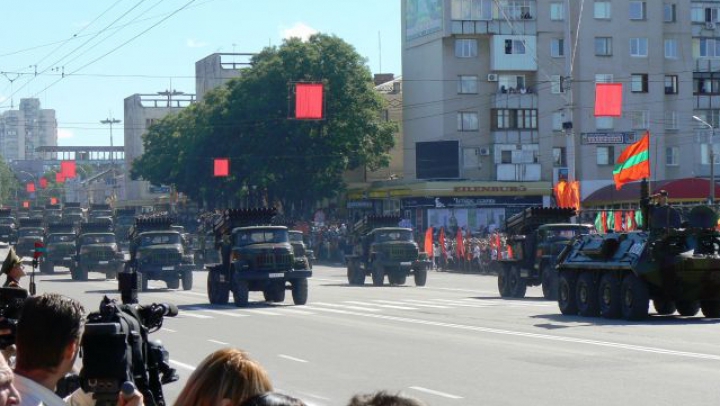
[
  {"xmin": 22, "ymin": 201, "xmax": 30, "ymax": 209},
  {"xmin": 26, "ymin": 182, "xmax": 35, "ymax": 193},
  {"xmin": 214, "ymin": 158, "xmax": 230, "ymax": 177},
  {"xmin": 295, "ymin": 83, "xmax": 324, "ymax": 120},
  {"xmin": 39, "ymin": 177, "xmax": 48, "ymax": 189},
  {"xmin": 594, "ymin": 83, "xmax": 623, "ymax": 117},
  {"xmin": 56, "ymin": 172, "xmax": 65, "ymax": 183},
  {"xmin": 50, "ymin": 197, "xmax": 58, "ymax": 205},
  {"xmin": 61, "ymin": 160, "xmax": 77, "ymax": 178}
]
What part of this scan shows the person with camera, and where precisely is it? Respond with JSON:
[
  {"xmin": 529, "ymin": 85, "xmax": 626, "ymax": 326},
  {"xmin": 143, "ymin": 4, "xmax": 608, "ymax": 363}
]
[
  {"xmin": 13, "ymin": 293, "xmax": 143, "ymax": 406},
  {"xmin": 0, "ymin": 352, "xmax": 20, "ymax": 405},
  {"xmin": 1, "ymin": 249, "xmax": 25, "ymax": 289}
]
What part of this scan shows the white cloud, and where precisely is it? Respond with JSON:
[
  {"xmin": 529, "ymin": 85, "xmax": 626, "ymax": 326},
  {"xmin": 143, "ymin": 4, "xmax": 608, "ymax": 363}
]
[
  {"xmin": 281, "ymin": 22, "xmax": 319, "ymax": 42},
  {"xmin": 58, "ymin": 129, "xmax": 74, "ymax": 140},
  {"xmin": 186, "ymin": 38, "xmax": 208, "ymax": 48}
]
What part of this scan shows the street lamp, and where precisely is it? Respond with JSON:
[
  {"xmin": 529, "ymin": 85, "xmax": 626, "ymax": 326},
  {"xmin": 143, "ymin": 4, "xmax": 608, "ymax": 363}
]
[
  {"xmin": 101, "ymin": 118, "xmax": 121, "ymax": 202},
  {"xmin": 693, "ymin": 115, "xmax": 715, "ymax": 205}
]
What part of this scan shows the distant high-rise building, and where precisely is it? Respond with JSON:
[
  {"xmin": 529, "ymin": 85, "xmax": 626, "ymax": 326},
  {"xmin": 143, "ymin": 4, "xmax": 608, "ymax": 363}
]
[{"xmin": 0, "ymin": 98, "xmax": 57, "ymax": 161}]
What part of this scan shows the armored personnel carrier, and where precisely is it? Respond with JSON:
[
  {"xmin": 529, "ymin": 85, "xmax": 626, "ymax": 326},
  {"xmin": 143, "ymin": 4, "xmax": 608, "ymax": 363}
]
[
  {"xmin": 556, "ymin": 183, "xmax": 720, "ymax": 320},
  {"xmin": 345, "ymin": 215, "xmax": 430, "ymax": 287},
  {"xmin": 206, "ymin": 208, "xmax": 311, "ymax": 307}
]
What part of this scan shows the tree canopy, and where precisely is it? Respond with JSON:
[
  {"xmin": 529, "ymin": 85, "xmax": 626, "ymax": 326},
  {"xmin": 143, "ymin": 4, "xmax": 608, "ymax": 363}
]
[{"xmin": 132, "ymin": 34, "xmax": 396, "ymax": 214}]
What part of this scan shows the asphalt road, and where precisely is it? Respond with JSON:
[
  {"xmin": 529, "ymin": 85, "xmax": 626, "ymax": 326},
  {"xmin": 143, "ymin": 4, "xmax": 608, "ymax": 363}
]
[{"xmin": 8, "ymin": 252, "xmax": 720, "ymax": 406}]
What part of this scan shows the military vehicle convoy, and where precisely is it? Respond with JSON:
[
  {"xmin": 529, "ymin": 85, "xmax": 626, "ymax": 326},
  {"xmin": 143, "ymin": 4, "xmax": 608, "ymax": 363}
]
[
  {"xmin": 16, "ymin": 218, "xmax": 45, "ymax": 257},
  {"xmin": 114, "ymin": 208, "xmax": 136, "ymax": 252},
  {"xmin": 206, "ymin": 208, "xmax": 311, "ymax": 307},
  {"xmin": 125, "ymin": 216, "xmax": 194, "ymax": 291},
  {"xmin": 345, "ymin": 215, "xmax": 430, "ymax": 287},
  {"xmin": 288, "ymin": 230, "xmax": 313, "ymax": 270},
  {"xmin": 62, "ymin": 202, "xmax": 84, "ymax": 225},
  {"xmin": 42, "ymin": 223, "xmax": 77, "ymax": 274},
  {"xmin": 88, "ymin": 203, "xmax": 113, "ymax": 221},
  {"xmin": 494, "ymin": 207, "xmax": 594, "ymax": 299},
  {"xmin": 0, "ymin": 209, "xmax": 17, "ymax": 245},
  {"xmin": 556, "ymin": 184, "xmax": 720, "ymax": 320},
  {"xmin": 43, "ymin": 204, "xmax": 63, "ymax": 226},
  {"xmin": 71, "ymin": 222, "xmax": 124, "ymax": 281}
]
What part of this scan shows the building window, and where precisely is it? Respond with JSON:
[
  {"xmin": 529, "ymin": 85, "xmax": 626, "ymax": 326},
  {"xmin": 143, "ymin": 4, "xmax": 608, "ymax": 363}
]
[
  {"xmin": 695, "ymin": 74, "xmax": 720, "ymax": 94},
  {"xmin": 551, "ymin": 38, "xmax": 564, "ymax": 57},
  {"xmin": 457, "ymin": 111, "xmax": 479, "ymax": 131},
  {"xmin": 550, "ymin": 2, "xmax": 564, "ymax": 20},
  {"xmin": 594, "ymin": 1, "xmax": 611, "ymax": 19},
  {"xmin": 550, "ymin": 75, "xmax": 564, "ymax": 94},
  {"xmin": 553, "ymin": 147, "xmax": 566, "ymax": 166},
  {"xmin": 701, "ymin": 144, "xmax": 715, "ymax": 165},
  {"xmin": 630, "ymin": 38, "xmax": 648, "ymax": 57},
  {"xmin": 695, "ymin": 110, "xmax": 720, "ymax": 127},
  {"xmin": 692, "ymin": 5, "xmax": 720, "ymax": 22},
  {"xmin": 666, "ymin": 147, "xmax": 679, "ymax": 166},
  {"xmin": 629, "ymin": 110, "xmax": 649, "ymax": 129},
  {"xmin": 595, "ymin": 37, "xmax": 612, "ymax": 56},
  {"xmin": 499, "ymin": 0, "xmax": 535, "ymax": 20},
  {"xmin": 665, "ymin": 111, "xmax": 678, "ymax": 130},
  {"xmin": 451, "ymin": 0, "xmax": 493, "ymax": 20},
  {"xmin": 595, "ymin": 73, "xmax": 614, "ymax": 84},
  {"xmin": 629, "ymin": 1, "xmax": 647, "ymax": 20},
  {"xmin": 664, "ymin": 75, "xmax": 678, "ymax": 94},
  {"xmin": 631, "ymin": 74, "xmax": 649, "ymax": 93},
  {"xmin": 504, "ymin": 39, "xmax": 526, "ymax": 55},
  {"xmin": 664, "ymin": 39, "xmax": 678, "ymax": 59},
  {"xmin": 491, "ymin": 109, "xmax": 538, "ymax": 130},
  {"xmin": 596, "ymin": 117, "xmax": 614, "ymax": 130},
  {"xmin": 596, "ymin": 146, "xmax": 615, "ymax": 166},
  {"xmin": 455, "ymin": 39, "xmax": 478, "ymax": 58},
  {"xmin": 516, "ymin": 109, "xmax": 537, "ymax": 129},
  {"xmin": 552, "ymin": 112, "xmax": 564, "ymax": 131},
  {"xmin": 698, "ymin": 38, "xmax": 720, "ymax": 57},
  {"xmin": 458, "ymin": 75, "xmax": 479, "ymax": 94},
  {"xmin": 664, "ymin": 4, "xmax": 676, "ymax": 22}
]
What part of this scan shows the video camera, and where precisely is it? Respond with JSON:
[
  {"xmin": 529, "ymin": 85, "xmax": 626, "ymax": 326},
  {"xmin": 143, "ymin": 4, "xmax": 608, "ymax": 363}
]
[
  {"xmin": 0, "ymin": 287, "xmax": 28, "ymax": 349},
  {"xmin": 78, "ymin": 294, "xmax": 179, "ymax": 406}
]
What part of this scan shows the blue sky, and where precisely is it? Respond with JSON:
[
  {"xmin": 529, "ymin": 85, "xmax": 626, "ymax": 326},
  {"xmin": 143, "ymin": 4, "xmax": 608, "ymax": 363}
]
[{"xmin": 1, "ymin": 0, "xmax": 401, "ymax": 146}]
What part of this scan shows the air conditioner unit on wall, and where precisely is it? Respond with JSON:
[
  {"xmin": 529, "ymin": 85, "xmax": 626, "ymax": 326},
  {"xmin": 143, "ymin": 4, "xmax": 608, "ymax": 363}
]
[
  {"xmin": 476, "ymin": 147, "xmax": 491, "ymax": 156},
  {"xmin": 706, "ymin": 21, "xmax": 716, "ymax": 30},
  {"xmin": 487, "ymin": 73, "xmax": 498, "ymax": 82}
]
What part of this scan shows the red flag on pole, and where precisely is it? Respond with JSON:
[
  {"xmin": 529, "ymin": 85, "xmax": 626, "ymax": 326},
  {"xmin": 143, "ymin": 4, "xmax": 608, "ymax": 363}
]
[
  {"xmin": 424, "ymin": 227, "xmax": 433, "ymax": 256},
  {"xmin": 39, "ymin": 178, "xmax": 48, "ymax": 189},
  {"xmin": 614, "ymin": 211, "xmax": 623, "ymax": 232},
  {"xmin": 55, "ymin": 172, "xmax": 65, "ymax": 183},
  {"xmin": 22, "ymin": 201, "xmax": 29, "ymax": 209},
  {"xmin": 61, "ymin": 161, "xmax": 77, "ymax": 178},
  {"xmin": 295, "ymin": 83, "xmax": 324, "ymax": 119},
  {"xmin": 213, "ymin": 158, "xmax": 230, "ymax": 177},
  {"xmin": 595, "ymin": 83, "xmax": 623, "ymax": 117},
  {"xmin": 26, "ymin": 182, "xmax": 35, "ymax": 193},
  {"xmin": 614, "ymin": 131, "xmax": 651, "ymax": 190},
  {"xmin": 438, "ymin": 228, "xmax": 447, "ymax": 260},
  {"xmin": 455, "ymin": 228, "xmax": 465, "ymax": 259}
]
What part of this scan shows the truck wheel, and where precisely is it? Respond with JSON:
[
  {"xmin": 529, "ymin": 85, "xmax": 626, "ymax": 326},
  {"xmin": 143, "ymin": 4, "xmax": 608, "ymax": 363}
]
[
  {"xmin": 599, "ymin": 273, "xmax": 621, "ymax": 319},
  {"xmin": 371, "ymin": 265, "xmax": 384, "ymax": 286},
  {"xmin": 576, "ymin": 272, "xmax": 599, "ymax": 317},
  {"xmin": 700, "ymin": 300, "xmax": 720, "ymax": 318},
  {"xmin": 182, "ymin": 271, "xmax": 193, "ymax": 290},
  {"xmin": 352, "ymin": 266, "xmax": 366, "ymax": 286},
  {"xmin": 264, "ymin": 281, "xmax": 285, "ymax": 302},
  {"xmin": 413, "ymin": 270, "xmax": 427, "ymax": 287},
  {"xmin": 166, "ymin": 278, "xmax": 180, "ymax": 290},
  {"xmin": 207, "ymin": 276, "xmax": 229, "ymax": 305},
  {"xmin": 653, "ymin": 299, "xmax": 676, "ymax": 315},
  {"xmin": 292, "ymin": 278, "xmax": 308, "ymax": 305},
  {"xmin": 558, "ymin": 271, "xmax": 578, "ymax": 315},
  {"xmin": 390, "ymin": 273, "xmax": 407, "ymax": 285},
  {"xmin": 508, "ymin": 266, "xmax": 526, "ymax": 298},
  {"xmin": 105, "ymin": 269, "xmax": 118, "ymax": 280},
  {"xmin": 232, "ymin": 279, "xmax": 250, "ymax": 307},
  {"xmin": 541, "ymin": 264, "xmax": 558, "ymax": 300},
  {"xmin": 676, "ymin": 300, "xmax": 700, "ymax": 317},
  {"xmin": 498, "ymin": 267, "xmax": 510, "ymax": 297},
  {"xmin": 620, "ymin": 273, "xmax": 649, "ymax": 320},
  {"xmin": 79, "ymin": 266, "xmax": 89, "ymax": 282},
  {"xmin": 140, "ymin": 272, "xmax": 149, "ymax": 292}
]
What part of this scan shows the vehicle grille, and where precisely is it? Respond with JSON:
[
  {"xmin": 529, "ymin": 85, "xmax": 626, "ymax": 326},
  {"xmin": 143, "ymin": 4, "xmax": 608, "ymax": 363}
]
[
  {"xmin": 83, "ymin": 250, "xmax": 115, "ymax": 261},
  {"xmin": 49, "ymin": 245, "xmax": 75, "ymax": 257},
  {"xmin": 380, "ymin": 245, "xmax": 418, "ymax": 262},
  {"xmin": 142, "ymin": 250, "xmax": 182, "ymax": 265},
  {"xmin": 254, "ymin": 251, "xmax": 293, "ymax": 270}
]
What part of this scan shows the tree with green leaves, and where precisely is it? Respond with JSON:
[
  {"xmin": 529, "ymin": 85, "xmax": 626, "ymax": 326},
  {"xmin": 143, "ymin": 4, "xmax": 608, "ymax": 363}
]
[{"xmin": 132, "ymin": 34, "xmax": 396, "ymax": 215}]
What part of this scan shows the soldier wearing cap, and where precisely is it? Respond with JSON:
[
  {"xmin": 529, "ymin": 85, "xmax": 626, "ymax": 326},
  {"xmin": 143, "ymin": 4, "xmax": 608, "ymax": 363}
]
[{"xmin": 1, "ymin": 248, "xmax": 24, "ymax": 288}]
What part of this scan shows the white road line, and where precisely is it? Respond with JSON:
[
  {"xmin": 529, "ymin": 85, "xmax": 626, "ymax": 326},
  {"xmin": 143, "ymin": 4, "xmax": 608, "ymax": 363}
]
[
  {"xmin": 344, "ymin": 300, "xmax": 416, "ymax": 310},
  {"xmin": 246, "ymin": 309, "xmax": 283, "ymax": 316},
  {"xmin": 186, "ymin": 307, "xmax": 249, "ymax": 318},
  {"xmin": 170, "ymin": 360, "xmax": 197, "ymax": 371},
  {"xmin": 462, "ymin": 298, "xmax": 553, "ymax": 307},
  {"xmin": 177, "ymin": 290, "xmax": 208, "ymax": 298},
  {"xmin": 409, "ymin": 386, "xmax": 463, "ymax": 400},
  {"xmin": 177, "ymin": 312, "xmax": 213, "ymax": 319},
  {"xmin": 208, "ymin": 339, "xmax": 229, "ymax": 345},
  {"xmin": 278, "ymin": 354, "xmax": 309, "ymax": 363},
  {"xmin": 280, "ymin": 308, "xmax": 316, "ymax": 315},
  {"xmin": 313, "ymin": 302, "xmax": 381, "ymax": 312},
  {"xmin": 397, "ymin": 300, "xmax": 451, "ymax": 309},
  {"xmin": 431, "ymin": 299, "xmax": 493, "ymax": 308},
  {"xmin": 161, "ymin": 328, "xmax": 177, "ymax": 333}
]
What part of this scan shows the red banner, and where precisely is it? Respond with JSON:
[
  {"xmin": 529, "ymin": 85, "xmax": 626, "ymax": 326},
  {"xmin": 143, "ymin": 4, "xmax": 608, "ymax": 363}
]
[
  {"xmin": 61, "ymin": 160, "xmax": 76, "ymax": 178},
  {"xmin": 295, "ymin": 83, "xmax": 324, "ymax": 119},
  {"xmin": 56, "ymin": 172, "xmax": 65, "ymax": 183},
  {"xmin": 595, "ymin": 83, "xmax": 623, "ymax": 117},
  {"xmin": 213, "ymin": 158, "xmax": 230, "ymax": 177},
  {"xmin": 39, "ymin": 177, "xmax": 48, "ymax": 189},
  {"xmin": 26, "ymin": 182, "xmax": 35, "ymax": 193}
]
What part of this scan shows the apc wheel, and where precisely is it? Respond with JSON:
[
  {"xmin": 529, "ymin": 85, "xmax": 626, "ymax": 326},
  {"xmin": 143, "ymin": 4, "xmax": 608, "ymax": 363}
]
[
  {"xmin": 414, "ymin": 270, "xmax": 427, "ymax": 287},
  {"xmin": 207, "ymin": 277, "xmax": 229, "ymax": 305},
  {"xmin": 653, "ymin": 299, "xmax": 677, "ymax": 316},
  {"xmin": 676, "ymin": 300, "xmax": 700, "ymax": 317},
  {"xmin": 558, "ymin": 271, "xmax": 578, "ymax": 315},
  {"xmin": 541, "ymin": 264, "xmax": 558, "ymax": 300},
  {"xmin": 599, "ymin": 273, "xmax": 622, "ymax": 319},
  {"xmin": 232, "ymin": 279, "xmax": 250, "ymax": 307},
  {"xmin": 620, "ymin": 273, "xmax": 650, "ymax": 320},
  {"xmin": 166, "ymin": 278, "xmax": 180, "ymax": 290},
  {"xmin": 371, "ymin": 265, "xmax": 384, "ymax": 286},
  {"xmin": 508, "ymin": 266, "xmax": 526, "ymax": 298},
  {"xmin": 292, "ymin": 278, "xmax": 308, "ymax": 305},
  {"xmin": 576, "ymin": 272, "xmax": 599, "ymax": 317},
  {"xmin": 700, "ymin": 300, "xmax": 720, "ymax": 318},
  {"xmin": 182, "ymin": 271, "xmax": 193, "ymax": 290},
  {"xmin": 498, "ymin": 267, "xmax": 510, "ymax": 298}
]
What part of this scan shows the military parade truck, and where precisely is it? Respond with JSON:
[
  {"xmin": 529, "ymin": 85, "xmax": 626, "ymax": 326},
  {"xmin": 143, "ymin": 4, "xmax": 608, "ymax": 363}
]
[
  {"xmin": 0, "ymin": 209, "xmax": 17, "ymax": 245},
  {"xmin": 345, "ymin": 215, "xmax": 430, "ymax": 287},
  {"xmin": 16, "ymin": 218, "xmax": 45, "ymax": 257},
  {"xmin": 125, "ymin": 216, "xmax": 195, "ymax": 291},
  {"xmin": 41, "ymin": 223, "xmax": 77, "ymax": 274},
  {"xmin": 88, "ymin": 203, "xmax": 113, "ymax": 221},
  {"xmin": 62, "ymin": 202, "xmax": 84, "ymax": 225},
  {"xmin": 288, "ymin": 230, "xmax": 313, "ymax": 270},
  {"xmin": 71, "ymin": 222, "xmax": 124, "ymax": 281},
  {"xmin": 206, "ymin": 208, "xmax": 311, "ymax": 307},
  {"xmin": 495, "ymin": 207, "xmax": 594, "ymax": 300},
  {"xmin": 114, "ymin": 208, "xmax": 136, "ymax": 252},
  {"xmin": 43, "ymin": 204, "xmax": 63, "ymax": 226},
  {"xmin": 556, "ymin": 183, "xmax": 720, "ymax": 320}
]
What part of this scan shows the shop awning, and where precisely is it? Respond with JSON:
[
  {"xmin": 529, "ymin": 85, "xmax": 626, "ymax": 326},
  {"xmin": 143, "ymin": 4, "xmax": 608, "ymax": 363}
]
[{"xmin": 583, "ymin": 178, "xmax": 720, "ymax": 206}]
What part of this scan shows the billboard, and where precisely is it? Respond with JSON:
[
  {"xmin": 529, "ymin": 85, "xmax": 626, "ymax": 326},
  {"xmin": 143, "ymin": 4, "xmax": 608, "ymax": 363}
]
[{"xmin": 406, "ymin": 0, "xmax": 444, "ymax": 40}]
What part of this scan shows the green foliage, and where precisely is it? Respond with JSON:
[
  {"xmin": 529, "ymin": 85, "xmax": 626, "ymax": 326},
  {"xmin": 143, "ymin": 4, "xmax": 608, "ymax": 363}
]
[
  {"xmin": 132, "ymin": 34, "xmax": 396, "ymax": 213},
  {"xmin": 0, "ymin": 157, "xmax": 19, "ymax": 206}
]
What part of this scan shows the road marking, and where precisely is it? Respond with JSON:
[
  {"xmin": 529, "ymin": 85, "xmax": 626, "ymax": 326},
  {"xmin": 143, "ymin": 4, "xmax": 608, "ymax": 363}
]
[
  {"xmin": 177, "ymin": 290, "xmax": 207, "ymax": 298},
  {"xmin": 431, "ymin": 299, "xmax": 493, "ymax": 308},
  {"xmin": 177, "ymin": 312, "xmax": 213, "ymax": 319},
  {"xmin": 170, "ymin": 360, "xmax": 196, "ymax": 371},
  {"xmin": 397, "ymin": 299, "xmax": 451, "ymax": 309},
  {"xmin": 345, "ymin": 301, "xmax": 416, "ymax": 310},
  {"xmin": 278, "ymin": 354, "xmax": 309, "ymax": 363},
  {"xmin": 208, "ymin": 339, "xmax": 229, "ymax": 345},
  {"xmin": 462, "ymin": 298, "xmax": 553, "ymax": 307},
  {"xmin": 161, "ymin": 328, "xmax": 177, "ymax": 333},
  {"xmin": 281, "ymin": 308, "xmax": 316, "ymax": 315},
  {"xmin": 409, "ymin": 386, "xmax": 463, "ymax": 400},
  {"xmin": 246, "ymin": 309, "xmax": 283, "ymax": 316},
  {"xmin": 313, "ymin": 302, "xmax": 381, "ymax": 312},
  {"xmin": 186, "ymin": 307, "xmax": 249, "ymax": 318}
]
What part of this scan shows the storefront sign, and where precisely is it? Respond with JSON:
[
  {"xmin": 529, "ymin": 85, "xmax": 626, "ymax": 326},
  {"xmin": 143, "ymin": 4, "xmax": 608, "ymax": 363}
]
[
  {"xmin": 346, "ymin": 200, "xmax": 373, "ymax": 209},
  {"xmin": 403, "ymin": 196, "xmax": 542, "ymax": 209},
  {"xmin": 454, "ymin": 186, "xmax": 528, "ymax": 193},
  {"xmin": 581, "ymin": 132, "xmax": 637, "ymax": 145}
]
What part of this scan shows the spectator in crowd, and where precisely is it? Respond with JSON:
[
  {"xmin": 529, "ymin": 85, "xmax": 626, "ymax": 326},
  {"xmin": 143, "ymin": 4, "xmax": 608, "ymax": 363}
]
[
  {"xmin": 173, "ymin": 348, "xmax": 273, "ymax": 406},
  {"xmin": 1, "ymin": 249, "xmax": 24, "ymax": 289},
  {"xmin": 13, "ymin": 293, "xmax": 142, "ymax": 406},
  {"xmin": 240, "ymin": 392, "xmax": 307, "ymax": 406},
  {"xmin": 347, "ymin": 391, "xmax": 427, "ymax": 406},
  {"xmin": 0, "ymin": 352, "xmax": 19, "ymax": 405}
]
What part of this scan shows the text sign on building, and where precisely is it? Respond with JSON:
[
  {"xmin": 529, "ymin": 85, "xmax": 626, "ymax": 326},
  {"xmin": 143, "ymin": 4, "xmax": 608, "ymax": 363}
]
[{"xmin": 581, "ymin": 132, "xmax": 637, "ymax": 145}]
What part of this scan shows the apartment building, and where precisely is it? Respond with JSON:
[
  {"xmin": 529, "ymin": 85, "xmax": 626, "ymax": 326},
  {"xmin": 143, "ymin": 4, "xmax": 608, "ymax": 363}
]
[{"xmin": 0, "ymin": 98, "xmax": 57, "ymax": 161}]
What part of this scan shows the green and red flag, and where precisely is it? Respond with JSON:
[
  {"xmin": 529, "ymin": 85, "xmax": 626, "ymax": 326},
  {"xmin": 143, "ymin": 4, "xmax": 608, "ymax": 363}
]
[{"xmin": 613, "ymin": 131, "xmax": 650, "ymax": 190}]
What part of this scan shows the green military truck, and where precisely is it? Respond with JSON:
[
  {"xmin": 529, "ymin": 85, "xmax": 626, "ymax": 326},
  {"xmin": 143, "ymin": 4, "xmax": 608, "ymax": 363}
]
[
  {"xmin": 16, "ymin": 218, "xmax": 45, "ymax": 258},
  {"xmin": 124, "ymin": 216, "xmax": 195, "ymax": 291},
  {"xmin": 62, "ymin": 202, "xmax": 84, "ymax": 226},
  {"xmin": 288, "ymin": 230, "xmax": 313, "ymax": 270},
  {"xmin": 71, "ymin": 222, "xmax": 124, "ymax": 281},
  {"xmin": 207, "ymin": 208, "xmax": 311, "ymax": 307},
  {"xmin": 43, "ymin": 204, "xmax": 63, "ymax": 226},
  {"xmin": 41, "ymin": 223, "xmax": 77, "ymax": 274},
  {"xmin": 114, "ymin": 208, "xmax": 136, "ymax": 252},
  {"xmin": 345, "ymin": 215, "xmax": 430, "ymax": 287},
  {"xmin": 0, "ymin": 209, "xmax": 17, "ymax": 246},
  {"xmin": 88, "ymin": 203, "xmax": 113, "ymax": 221}
]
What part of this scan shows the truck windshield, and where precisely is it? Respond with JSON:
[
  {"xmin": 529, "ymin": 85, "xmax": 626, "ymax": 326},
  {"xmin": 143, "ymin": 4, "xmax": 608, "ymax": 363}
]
[
  {"xmin": 139, "ymin": 233, "xmax": 181, "ymax": 246},
  {"xmin": 117, "ymin": 217, "xmax": 135, "ymax": 226},
  {"xmin": 545, "ymin": 227, "xmax": 592, "ymax": 240},
  {"xmin": 81, "ymin": 234, "xmax": 116, "ymax": 245},
  {"xmin": 0, "ymin": 218, "xmax": 14, "ymax": 226},
  {"xmin": 19, "ymin": 229, "xmax": 43, "ymax": 237},
  {"xmin": 375, "ymin": 230, "xmax": 413, "ymax": 243},
  {"xmin": 289, "ymin": 233, "xmax": 303, "ymax": 243},
  {"xmin": 48, "ymin": 234, "xmax": 75, "ymax": 243},
  {"xmin": 235, "ymin": 230, "xmax": 289, "ymax": 246}
]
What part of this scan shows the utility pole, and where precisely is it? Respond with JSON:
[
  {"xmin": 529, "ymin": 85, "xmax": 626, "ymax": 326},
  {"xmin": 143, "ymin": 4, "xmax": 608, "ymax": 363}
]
[
  {"xmin": 100, "ymin": 118, "xmax": 121, "ymax": 202},
  {"xmin": 693, "ymin": 116, "xmax": 715, "ymax": 205},
  {"xmin": 563, "ymin": 0, "xmax": 576, "ymax": 183}
]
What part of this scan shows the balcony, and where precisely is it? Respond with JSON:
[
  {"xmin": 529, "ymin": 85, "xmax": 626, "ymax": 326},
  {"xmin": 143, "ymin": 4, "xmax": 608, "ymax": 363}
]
[{"xmin": 492, "ymin": 91, "xmax": 537, "ymax": 109}]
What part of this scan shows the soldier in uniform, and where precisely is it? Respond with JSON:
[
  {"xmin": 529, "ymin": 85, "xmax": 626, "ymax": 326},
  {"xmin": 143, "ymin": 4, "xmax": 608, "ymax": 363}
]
[{"xmin": 1, "ymin": 248, "xmax": 25, "ymax": 288}]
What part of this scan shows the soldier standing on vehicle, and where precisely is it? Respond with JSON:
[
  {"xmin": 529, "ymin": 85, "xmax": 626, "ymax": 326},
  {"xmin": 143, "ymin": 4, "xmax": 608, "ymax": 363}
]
[{"xmin": 1, "ymin": 249, "xmax": 24, "ymax": 289}]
